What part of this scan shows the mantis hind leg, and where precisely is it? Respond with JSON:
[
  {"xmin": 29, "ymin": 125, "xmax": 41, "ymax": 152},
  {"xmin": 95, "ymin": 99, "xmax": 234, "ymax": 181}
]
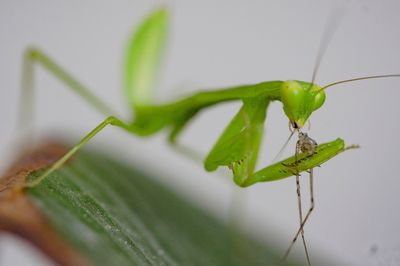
[
  {"xmin": 26, "ymin": 116, "xmax": 131, "ymax": 187},
  {"xmin": 17, "ymin": 47, "xmax": 117, "ymax": 138}
]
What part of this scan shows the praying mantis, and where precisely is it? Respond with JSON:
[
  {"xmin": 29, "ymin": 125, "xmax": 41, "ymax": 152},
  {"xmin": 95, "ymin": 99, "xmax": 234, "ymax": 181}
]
[{"xmin": 12, "ymin": 5, "xmax": 400, "ymax": 266}]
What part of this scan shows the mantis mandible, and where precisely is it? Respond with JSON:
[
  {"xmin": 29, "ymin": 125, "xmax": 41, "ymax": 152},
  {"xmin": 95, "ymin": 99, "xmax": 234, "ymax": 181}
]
[{"xmin": 15, "ymin": 7, "xmax": 400, "ymax": 265}]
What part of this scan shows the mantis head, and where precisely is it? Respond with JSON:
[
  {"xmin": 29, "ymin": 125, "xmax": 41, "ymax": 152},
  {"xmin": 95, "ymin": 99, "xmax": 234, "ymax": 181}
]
[{"xmin": 281, "ymin": 80, "xmax": 326, "ymax": 129}]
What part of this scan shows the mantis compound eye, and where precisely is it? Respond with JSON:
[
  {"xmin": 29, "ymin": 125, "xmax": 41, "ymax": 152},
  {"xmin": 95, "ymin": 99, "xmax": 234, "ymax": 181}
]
[
  {"xmin": 281, "ymin": 81, "xmax": 304, "ymax": 121},
  {"xmin": 311, "ymin": 88, "xmax": 326, "ymax": 111}
]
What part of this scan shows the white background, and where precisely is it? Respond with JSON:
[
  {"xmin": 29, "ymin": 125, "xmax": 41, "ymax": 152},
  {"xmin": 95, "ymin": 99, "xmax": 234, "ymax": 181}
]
[{"xmin": 1, "ymin": 0, "xmax": 400, "ymax": 265}]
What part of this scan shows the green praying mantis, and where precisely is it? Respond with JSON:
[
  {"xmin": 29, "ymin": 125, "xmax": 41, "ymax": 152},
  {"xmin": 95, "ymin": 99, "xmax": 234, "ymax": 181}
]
[{"xmin": 15, "ymin": 6, "xmax": 400, "ymax": 266}]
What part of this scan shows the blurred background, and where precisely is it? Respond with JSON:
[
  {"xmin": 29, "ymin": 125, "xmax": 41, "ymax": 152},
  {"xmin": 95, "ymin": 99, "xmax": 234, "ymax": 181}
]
[{"xmin": 1, "ymin": 0, "xmax": 400, "ymax": 265}]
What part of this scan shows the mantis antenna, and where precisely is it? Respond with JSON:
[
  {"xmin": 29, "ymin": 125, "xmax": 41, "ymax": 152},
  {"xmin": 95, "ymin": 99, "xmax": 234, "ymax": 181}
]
[
  {"xmin": 309, "ymin": 3, "xmax": 347, "ymax": 85},
  {"xmin": 320, "ymin": 74, "xmax": 400, "ymax": 91}
]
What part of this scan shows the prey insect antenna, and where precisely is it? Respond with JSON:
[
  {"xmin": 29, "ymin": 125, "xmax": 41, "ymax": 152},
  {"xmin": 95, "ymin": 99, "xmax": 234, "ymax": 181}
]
[
  {"xmin": 320, "ymin": 74, "xmax": 400, "ymax": 91},
  {"xmin": 271, "ymin": 130, "xmax": 295, "ymax": 163}
]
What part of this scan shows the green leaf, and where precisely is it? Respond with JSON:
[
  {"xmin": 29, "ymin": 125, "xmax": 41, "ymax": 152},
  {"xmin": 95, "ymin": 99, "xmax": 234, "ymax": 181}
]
[
  {"xmin": 25, "ymin": 149, "xmax": 303, "ymax": 266},
  {"xmin": 124, "ymin": 7, "xmax": 168, "ymax": 109}
]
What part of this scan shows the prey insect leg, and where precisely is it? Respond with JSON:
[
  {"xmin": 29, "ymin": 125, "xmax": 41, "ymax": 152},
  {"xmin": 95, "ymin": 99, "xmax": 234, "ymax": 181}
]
[
  {"xmin": 281, "ymin": 168, "xmax": 315, "ymax": 266},
  {"xmin": 281, "ymin": 132, "xmax": 318, "ymax": 265},
  {"xmin": 295, "ymin": 137, "xmax": 311, "ymax": 265}
]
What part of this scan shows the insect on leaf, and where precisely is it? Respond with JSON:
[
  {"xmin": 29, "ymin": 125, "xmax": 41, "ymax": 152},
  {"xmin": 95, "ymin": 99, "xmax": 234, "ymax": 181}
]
[{"xmin": 125, "ymin": 7, "xmax": 168, "ymax": 109}]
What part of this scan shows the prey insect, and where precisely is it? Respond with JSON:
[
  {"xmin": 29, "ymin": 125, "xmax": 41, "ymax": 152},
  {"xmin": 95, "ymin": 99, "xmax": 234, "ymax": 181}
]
[{"xmin": 14, "ymin": 6, "xmax": 399, "ymax": 266}]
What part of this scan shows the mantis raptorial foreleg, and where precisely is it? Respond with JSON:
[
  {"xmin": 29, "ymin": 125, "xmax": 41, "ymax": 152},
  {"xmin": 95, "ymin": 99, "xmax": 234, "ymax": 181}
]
[{"xmin": 205, "ymin": 99, "xmax": 349, "ymax": 187}]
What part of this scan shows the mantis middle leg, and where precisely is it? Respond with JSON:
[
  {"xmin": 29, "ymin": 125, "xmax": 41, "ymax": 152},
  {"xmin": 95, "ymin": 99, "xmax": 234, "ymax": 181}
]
[{"xmin": 26, "ymin": 116, "xmax": 132, "ymax": 187}]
